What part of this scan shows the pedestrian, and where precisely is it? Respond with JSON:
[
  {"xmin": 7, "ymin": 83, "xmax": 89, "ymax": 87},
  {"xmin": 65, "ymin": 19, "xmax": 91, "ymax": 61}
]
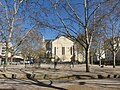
[
  {"xmin": 54, "ymin": 57, "xmax": 59, "ymax": 70},
  {"xmin": 70, "ymin": 55, "xmax": 75, "ymax": 68}
]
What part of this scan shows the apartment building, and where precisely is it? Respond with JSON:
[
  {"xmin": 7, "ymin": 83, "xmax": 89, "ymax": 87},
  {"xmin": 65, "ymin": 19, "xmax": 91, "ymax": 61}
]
[{"xmin": 0, "ymin": 41, "xmax": 23, "ymax": 64}]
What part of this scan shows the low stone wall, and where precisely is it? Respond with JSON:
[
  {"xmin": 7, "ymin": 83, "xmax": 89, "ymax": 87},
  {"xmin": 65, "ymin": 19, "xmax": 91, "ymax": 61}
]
[{"xmin": 0, "ymin": 72, "xmax": 120, "ymax": 80}]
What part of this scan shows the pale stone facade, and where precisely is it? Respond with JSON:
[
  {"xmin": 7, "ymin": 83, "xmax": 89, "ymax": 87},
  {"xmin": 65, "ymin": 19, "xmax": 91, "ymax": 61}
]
[
  {"xmin": 74, "ymin": 43, "xmax": 85, "ymax": 63},
  {"xmin": 0, "ymin": 42, "xmax": 12, "ymax": 57},
  {"xmin": 45, "ymin": 36, "xmax": 85, "ymax": 63},
  {"xmin": 51, "ymin": 36, "xmax": 74, "ymax": 62},
  {"xmin": 93, "ymin": 48, "xmax": 105, "ymax": 62},
  {"xmin": 0, "ymin": 41, "xmax": 23, "ymax": 64}
]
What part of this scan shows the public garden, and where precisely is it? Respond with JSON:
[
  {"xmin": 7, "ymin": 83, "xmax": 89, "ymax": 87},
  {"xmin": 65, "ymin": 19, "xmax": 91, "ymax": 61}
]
[{"xmin": 0, "ymin": 64, "xmax": 120, "ymax": 90}]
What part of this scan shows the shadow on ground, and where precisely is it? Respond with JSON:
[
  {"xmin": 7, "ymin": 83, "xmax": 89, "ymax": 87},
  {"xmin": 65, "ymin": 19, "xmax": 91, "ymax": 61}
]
[{"xmin": 26, "ymin": 73, "xmax": 67, "ymax": 90}]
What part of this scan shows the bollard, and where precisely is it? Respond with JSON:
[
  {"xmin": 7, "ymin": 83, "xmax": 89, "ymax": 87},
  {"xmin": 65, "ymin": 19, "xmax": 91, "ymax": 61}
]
[
  {"xmin": 107, "ymin": 75, "xmax": 111, "ymax": 78},
  {"xmin": 12, "ymin": 74, "xmax": 16, "ymax": 79},
  {"xmin": 114, "ymin": 75, "xmax": 117, "ymax": 78},
  {"xmin": 98, "ymin": 75, "xmax": 104, "ymax": 79}
]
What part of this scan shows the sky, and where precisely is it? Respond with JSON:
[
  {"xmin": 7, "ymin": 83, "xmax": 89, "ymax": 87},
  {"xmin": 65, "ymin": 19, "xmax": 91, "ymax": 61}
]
[
  {"xmin": 40, "ymin": 28, "xmax": 59, "ymax": 40},
  {"xmin": 0, "ymin": 0, "xmax": 85, "ymax": 40},
  {"xmin": 39, "ymin": 0, "xmax": 85, "ymax": 40},
  {"xmin": 1, "ymin": 0, "xmax": 119, "ymax": 41}
]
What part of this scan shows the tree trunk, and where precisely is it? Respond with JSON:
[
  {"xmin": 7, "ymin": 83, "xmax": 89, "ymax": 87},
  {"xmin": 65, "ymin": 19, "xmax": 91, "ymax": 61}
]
[
  {"xmin": 10, "ymin": 56, "xmax": 13, "ymax": 65},
  {"xmin": 113, "ymin": 51, "xmax": 116, "ymax": 68},
  {"xmin": 99, "ymin": 59, "xmax": 101, "ymax": 66},
  {"xmin": 90, "ymin": 55, "xmax": 93, "ymax": 65},
  {"xmin": 3, "ymin": 60, "xmax": 7, "ymax": 72},
  {"xmin": 3, "ymin": 43, "xmax": 8, "ymax": 72},
  {"xmin": 3, "ymin": 54, "xmax": 8, "ymax": 72},
  {"xmin": 85, "ymin": 47, "xmax": 90, "ymax": 72},
  {"xmin": 99, "ymin": 56, "xmax": 101, "ymax": 66}
]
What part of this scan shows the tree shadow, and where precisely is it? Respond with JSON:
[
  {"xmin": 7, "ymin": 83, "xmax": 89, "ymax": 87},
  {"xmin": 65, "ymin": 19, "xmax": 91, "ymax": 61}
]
[
  {"xmin": 2, "ymin": 74, "xmax": 11, "ymax": 79},
  {"xmin": 30, "ymin": 78, "xmax": 67, "ymax": 90},
  {"xmin": 0, "ymin": 88, "xmax": 15, "ymax": 90},
  {"xmin": 1, "ymin": 70, "xmax": 67, "ymax": 90},
  {"xmin": 0, "ymin": 77, "xmax": 67, "ymax": 90},
  {"xmin": 79, "ymin": 82, "xmax": 86, "ymax": 85},
  {"xmin": 25, "ymin": 73, "xmax": 67, "ymax": 90},
  {"xmin": 56, "ymin": 74, "xmax": 96, "ymax": 80}
]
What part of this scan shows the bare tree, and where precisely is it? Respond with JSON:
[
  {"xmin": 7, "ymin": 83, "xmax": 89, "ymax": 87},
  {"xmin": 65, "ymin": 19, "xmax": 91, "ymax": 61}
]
[
  {"xmin": 94, "ymin": 40, "xmax": 105, "ymax": 66},
  {"xmin": 20, "ymin": 30, "xmax": 45, "ymax": 67},
  {"xmin": 96, "ymin": 0, "xmax": 120, "ymax": 68},
  {"xmin": 0, "ymin": 0, "xmax": 47, "ymax": 71},
  {"xmin": 0, "ymin": 0, "xmax": 25, "ymax": 71},
  {"xmin": 104, "ymin": 18, "xmax": 120, "ymax": 68},
  {"xmin": 48, "ymin": 0, "xmax": 109, "ymax": 72}
]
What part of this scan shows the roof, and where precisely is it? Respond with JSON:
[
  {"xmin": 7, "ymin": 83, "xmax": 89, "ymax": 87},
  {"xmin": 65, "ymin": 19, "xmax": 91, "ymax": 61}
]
[
  {"xmin": 13, "ymin": 55, "xmax": 24, "ymax": 59},
  {"xmin": 47, "ymin": 35, "xmax": 74, "ymax": 42}
]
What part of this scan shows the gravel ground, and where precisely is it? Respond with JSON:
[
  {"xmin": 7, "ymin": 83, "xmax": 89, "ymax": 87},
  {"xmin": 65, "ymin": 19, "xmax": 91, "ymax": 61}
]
[
  {"xmin": 0, "ymin": 79, "xmax": 119, "ymax": 90},
  {"xmin": 0, "ymin": 64, "xmax": 120, "ymax": 90}
]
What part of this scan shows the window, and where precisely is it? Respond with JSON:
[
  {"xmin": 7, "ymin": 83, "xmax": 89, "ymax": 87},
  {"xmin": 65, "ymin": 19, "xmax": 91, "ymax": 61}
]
[
  {"xmin": 2, "ymin": 52, "xmax": 5, "ymax": 55},
  {"xmin": 2, "ymin": 47, "xmax": 6, "ymax": 50},
  {"xmin": 70, "ymin": 47, "xmax": 72, "ymax": 55},
  {"xmin": 2, "ymin": 50, "xmax": 5, "ymax": 52},
  {"xmin": 54, "ymin": 47, "xmax": 56, "ymax": 55},
  {"xmin": 62, "ymin": 47, "xmax": 65, "ymax": 55}
]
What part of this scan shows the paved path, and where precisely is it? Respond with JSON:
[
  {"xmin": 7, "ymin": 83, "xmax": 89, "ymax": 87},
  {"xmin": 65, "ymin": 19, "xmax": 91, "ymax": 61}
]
[
  {"xmin": 0, "ymin": 64, "xmax": 120, "ymax": 89},
  {"xmin": 0, "ymin": 79, "xmax": 120, "ymax": 90}
]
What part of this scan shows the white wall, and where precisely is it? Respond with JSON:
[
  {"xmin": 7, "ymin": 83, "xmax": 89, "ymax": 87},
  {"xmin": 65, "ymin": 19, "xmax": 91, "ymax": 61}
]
[{"xmin": 52, "ymin": 36, "xmax": 74, "ymax": 62}]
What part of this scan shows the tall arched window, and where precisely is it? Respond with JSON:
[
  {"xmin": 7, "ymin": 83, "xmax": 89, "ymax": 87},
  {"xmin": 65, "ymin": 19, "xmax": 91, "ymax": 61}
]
[{"xmin": 62, "ymin": 47, "xmax": 65, "ymax": 55}]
